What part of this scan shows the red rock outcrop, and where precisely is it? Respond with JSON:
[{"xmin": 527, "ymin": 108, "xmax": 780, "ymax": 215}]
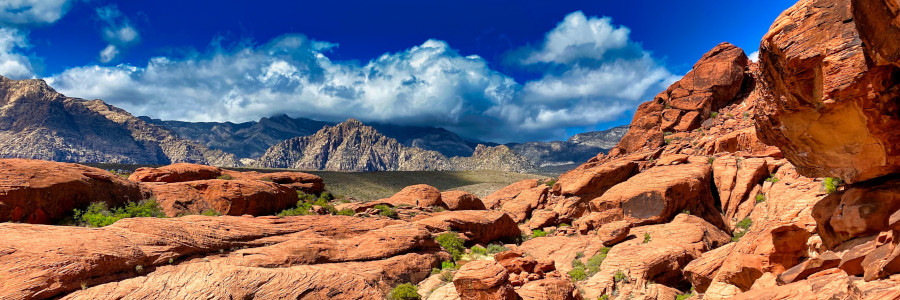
[
  {"xmin": 414, "ymin": 210, "xmax": 521, "ymax": 244},
  {"xmin": 851, "ymin": 0, "xmax": 900, "ymax": 67},
  {"xmin": 386, "ymin": 184, "xmax": 446, "ymax": 208},
  {"xmin": 441, "ymin": 191, "xmax": 486, "ymax": 211},
  {"xmin": 129, "ymin": 163, "xmax": 224, "ymax": 183},
  {"xmin": 756, "ymin": 0, "xmax": 900, "ymax": 184},
  {"xmin": 588, "ymin": 162, "xmax": 726, "ymax": 230},
  {"xmin": 813, "ymin": 177, "xmax": 900, "ymax": 249},
  {"xmin": 0, "ymin": 158, "xmax": 142, "ymax": 224},
  {"xmin": 0, "ymin": 215, "xmax": 446, "ymax": 299},
  {"xmin": 142, "ymin": 179, "xmax": 298, "ymax": 217},
  {"xmin": 452, "ymin": 260, "xmax": 517, "ymax": 300},
  {"xmin": 482, "ymin": 179, "xmax": 539, "ymax": 209},
  {"xmin": 501, "ymin": 185, "xmax": 548, "ymax": 223},
  {"xmin": 613, "ymin": 42, "xmax": 749, "ymax": 154}
]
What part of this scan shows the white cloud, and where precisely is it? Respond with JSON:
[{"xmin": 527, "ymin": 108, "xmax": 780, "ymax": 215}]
[
  {"xmin": 748, "ymin": 51, "xmax": 759, "ymax": 62},
  {"xmin": 520, "ymin": 11, "xmax": 631, "ymax": 65},
  {"xmin": 99, "ymin": 44, "xmax": 118, "ymax": 63},
  {"xmin": 0, "ymin": 0, "xmax": 72, "ymax": 26},
  {"xmin": 95, "ymin": 5, "xmax": 139, "ymax": 63},
  {"xmin": 0, "ymin": 28, "xmax": 34, "ymax": 78},
  {"xmin": 45, "ymin": 11, "xmax": 679, "ymax": 142}
]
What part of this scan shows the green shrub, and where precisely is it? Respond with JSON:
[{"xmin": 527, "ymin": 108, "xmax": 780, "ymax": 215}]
[
  {"xmin": 643, "ymin": 232, "xmax": 652, "ymax": 244},
  {"xmin": 441, "ymin": 261, "xmax": 457, "ymax": 270},
  {"xmin": 663, "ymin": 131, "xmax": 673, "ymax": 136},
  {"xmin": 486, "ymin": 244, "xmax": 508, "ymax": 255},
  {"xmin": 708, "ymin": 156, "xmax": 715, "ymax": 164},
  {"xmin": 73, "ymin": 199, "xmax": 166, "ymax": 227},
  {"xmin": 440, "ymin": 270, "xmax": 454, "ymax": 282},
  {"xmin": 824, "ymin": 177, "xmax": 842, "ymax": 194},
  {"xmin": 664, "ymin": 138, "xmax": 673, "ymax": 145},
  {"xmin": 201, "ymin": 209, "xmax": 221, "ymax": 216},
  {"xmin": 575, "ymin": 251, "xmax": 585, "ymax": 259},
  {"xmin": 585, "ymin": 249, "xmax": 608, "ymax": 276},
  {"xmin": 531, "ymin": 230, "xmax": 548, "ymax": 238},
  {"xmin": 614, "ymin": 270, "xmax": 626, "ymax": 282},
  {"xmin": 599, "ymin": 295, "xmax": 610, "ymax": 300},
  {"xmin": 736, "ymin": 217, "xmax": 753, "ymax": 230},
  {"xmin": 431, "ymin": 267, "xmax": 441, "ymax": 275},
  {"xmin": 743, "ymin": 112, "xmax": 750, "ymax": 119},
  {"xmin": 471, "ymin": 245, "xmax": 487, "ymax": 255},
  {"xmin": 568, "ymin": 267, "xmax": 587, "ymax": 281},
  {"xmin": 710, "ymin": 112, "xmax": 719, "ymax": 118},
  {"xmin": 336, "ymin": 208, "xmax": 355, "ymax": 216},
  {"xmin": 375, "ymin": 204, "xmax": 398, "ymax": 219},
  {"xmin": 543, "ymin": 178, "xmax": 557, "ymax": 187},
  {"xmin": 681, "ymin": 209, "xmax": 691, "ymax": 215},
  {"xmin": 216, "ymin": 174, "xmax": 234, "ymax": 180},
  {"xmin": 436, "ymin": 232, "xmax": 465, "ymax": 261},
  {"xmin": 432, "ymin": 206, "xmax": 446, "ymax": 212},
  {"xmin": 277, "ymin": 200, "xmax": 313, "ymax": 217},
  {"xmin": 755, "ymin": 194, "xmax": 766, "ymax": 203},
  {"xmin": 258, "ymin": 177, "xmax": 273, "ymax": 182},
  {"xmin": 388, "ymin": 283, "xmax": 420, "ymax": 300},
  {"xmin": 676, "ymin": 293, "xmax": 694, "ymax": 300},
  {"xmin": 559, "ymin": 223, "xmax": 570, "ymax": 227},
  {"xmin": 572, "ymin": 257, "xmax": 586, "ymax": 270},
  {"xmin": 765, "ymin": 175, "xmax": 779, "ymax": 183}
]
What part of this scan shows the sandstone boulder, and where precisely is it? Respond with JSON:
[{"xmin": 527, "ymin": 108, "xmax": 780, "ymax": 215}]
[
  {"xmin": 589, "ymin": 162, "xmax": 726, "ymax": 230},
  {"xmin": 756, "ymin": 0, "xmax": 900, "ymax": 183},
  {"xmin": 482, "ymin": 179, "xmax": 539, "ymax": 209},
  {"xmin": 414, "ymin": 210, "xmax": 521, "ymax": 244},
  {"xmin": 501, "ymin": 185, "xmax": 548, "ymax": 223},
  {"xmin": 128, "ymin": 163, "xmax": 223, "ymax": 183},
  {"xmin": 386, "ymin": 184, "xmax": 445, "ymax": 208},
  {"xmin": 441, "ymin": 191, "xmax": 486, "ymax": 211},
  {"xmin": 812, "ymin": 177, "xmax": 900, "ymax": 249},
  {"xmin": 516, "ymin": 278, "xmax": 581, "ymax": 300},
  {"xmin": 142, "ymin": 179, "xmax": 297, "ymax": 217},
  {"xmin": 0, "ymin": 159, "xmax": 142, "ymax": 224},
  {"xmin": 453, "ymin": 260, "xmax": 516, "ymax": 300}
]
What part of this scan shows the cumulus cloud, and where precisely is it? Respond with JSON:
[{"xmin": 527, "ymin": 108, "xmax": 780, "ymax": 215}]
[
  {"xmin": 748, "ymin": 51, "xmax": 759, "ymax": 63},
  {"xmin": 508, "ymin": 11, "xmax": 680, "ymax": 137},
  {"xmin": 0, "ymin": 28, "xmax": 34, "ymax": 78},
  {"xmin": 0, "ymin": 0, "xmax": 72, "ymax": 26},
  {"xmin": 46, "ymin": 11, "xmax": 679, "ymax": 142},
  {"xmin": 95, "ymin": 5, "xmax": 139, "ymax": 62}
]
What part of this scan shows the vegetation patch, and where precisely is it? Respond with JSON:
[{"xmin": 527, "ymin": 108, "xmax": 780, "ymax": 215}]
[
  {"xmin": 824, "ymin": 177, "xmax": 842, "ymax": 194},
  {"xmin": 277, "ymin": 191, "xmax": 337, "ymax": 216},
  {"xmin": 732, "ymin": 217, "xmax": 753, "ymax": 242},
  {"xmin": 216, "ymin": 174, "xmax": 234, "ymax": 180},
  {"xmin": 388, "ymin": 283, "xmax": 420, "ymax": 300},
  {"xmin": 486, "ymin": 244, "xmax": 508, "ymax": 255},
  {"xmin": 531, "ymin": 229, "xmax": 548, "ymax": 239},
  {"xmin": 755, "ymin": 194, "xmax": 766, "ymax": 203},
  {"xmin": 374, "ymin": 204, "xmax": 398, "ymax": 219},
  {"xmin": 73, "ymin": 199, "xmax": 166, "ymax": 227},
  {"xmin": 568, "ymin": 247, "xmax": 610, "ymax": 282},
  {"xmin": 436, "ymin": 232, "xmax": 465, "ymax": 261}
]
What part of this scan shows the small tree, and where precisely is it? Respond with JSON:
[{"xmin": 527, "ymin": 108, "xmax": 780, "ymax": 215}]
[
  {"xmin": 388, "ymin": 283, "xmax": 420, "ymax": 300},
  {"xmin": 436, "ymin": 232, "xmax": 465, "ymax": 261}
]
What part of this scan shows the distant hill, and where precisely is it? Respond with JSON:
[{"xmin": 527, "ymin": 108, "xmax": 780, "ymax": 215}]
[
  {"xmin": 0, "ymin": 76, "xmax": 238, "ymax": 166},
  {"xmin": 507, "ymin": 126, "xmax": 628, "ymax": 171},
  {"xmin": 252, "ymin": 119, "xmax": 536, "ymax": 172}
]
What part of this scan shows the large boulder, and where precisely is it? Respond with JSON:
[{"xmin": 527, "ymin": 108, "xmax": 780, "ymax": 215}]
[
  {"xmin": 500, "ymin": 185, "xmax": 548, "ymax": 223},
  {"xmin": 713, "ymin": 156, "xmax": 769, "ymax": 227},
  {"xmin": 128, "ymin": 163, "xmax": 224, "ymax": 183},
  {"xmin": 756, "ymin": 0, "xmax": 900, "ymax": 183},
  {"xmin": 0, "ymin": 159, "xmax": 142, "ymax": 224},
  {"xmin": 589, "ymin": 162, "xmax": 727, "ymax": 230},
  {"xmin": 452, "ymin": 260, "xmax": 517, "ymax": 300},
  {"xmin": 414, "ymin": 210, "xmax": 521, "ymax": 244},
  {"xmin": 851, "ymin": 0, "xmax": 900, "ymax": 67},
  {"xmin": 812, "ymin": 177, "xmax": 900, "ymax": 249},
  {"xmin": 386, "ymin": 184, "xmax": 445, "ymax": 208},
  {"xmin": 482, "ymin": 179, "xmax": 539, "ymax": 209},
  {"xmin": 441, "ymin": 191, "xmax": 486, "ymax": 211},
  {"xmin": 141, "ymin": 180, "xmax": 297, "ymax": 217}
]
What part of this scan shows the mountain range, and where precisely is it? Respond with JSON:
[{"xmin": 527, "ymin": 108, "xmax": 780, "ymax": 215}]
[{"xmin": 0, "ymin": 75, "xmax": 626, "ymax": 172}]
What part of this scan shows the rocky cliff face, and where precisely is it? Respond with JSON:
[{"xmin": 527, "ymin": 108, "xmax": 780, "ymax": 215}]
[
  {"xmin": 567, "ymin": 125, "xmax": 629, "ymax": 149},
  {"xmin": 510, "ymin": 126, "xmax": 628, "ymax": 171},
  {"xmin": 143, "ymin": 114, "xmax": 331, "ymax": 159},
  {"xmin": 253, "ymin": 119, "xmax": 535, "ymax": 172},
  {"xmin": 0, "ymin": 76, "xmax": 238, "ymax": 166}
]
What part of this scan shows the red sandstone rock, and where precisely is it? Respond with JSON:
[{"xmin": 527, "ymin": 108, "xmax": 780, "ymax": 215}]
[
  {"xmin": 142, "ymin": 179, "xmax": 297, "ymax": 217},
  {"xmin": 482, "ymin": 179, "xmax": 539, "ymax": 209},
  {"xmin": 453, "ymin": 260, "xmax": 517, "ymax": 300},
  {"xmin": 441, "ymin": 191, "xmax": 486, "ymax": 210},
  {"xmin": 414, "ymin": 210, "xmax": 521, "ymax": 244},
  {"xmin": 756, "ymin": 0, "xmax": 900, "ymax": 184},
  {"xmin": 385, "ymin": 184, "xmax": 445, "ymax": 208},
  {"xmin": 0, "ymin": 158, "xmax": 142, "ymax": 224},
  {"xmin": 129, "ymin": 163, "xmax": 223, "ymax": 182}
]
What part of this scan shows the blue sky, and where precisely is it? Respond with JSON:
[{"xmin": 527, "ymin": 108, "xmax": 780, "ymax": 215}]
[{"xmin": 0, "ymin": 0, "xmax": 794, "ymax": 142}]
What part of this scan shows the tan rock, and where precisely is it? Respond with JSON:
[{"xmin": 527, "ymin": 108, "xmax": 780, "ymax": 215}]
[
  {"xmin": 516, "ymin": 278, "xmax": 581, "ymax": 300},
  {"xmin": 596, "ymin": 220, "xmax": 632, "ymax": 247}
]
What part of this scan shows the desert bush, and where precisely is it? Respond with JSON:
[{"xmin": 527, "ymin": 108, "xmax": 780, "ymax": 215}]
[
  {"xmin": 437, "ymin": 232, "xmax": 465, "ymax": 261},
  {"xmin": 486, "ymin": 244, "xmax": 508, "ymax": 255},
  {"xmin": 201, "ymin": 209, "xmax": 221, "ymax": 216},
  {"xmin": 74, "ymin": 199, "xmax": 166, "ymax": 227},
  {"xmin": 216, "ymin": 174, "xmax": 234, "ymax": 180},
  {"xmin": 388, "ymin": 283, "xmax": 420, "ymax": 300},
  {"xmin": 374, "ymin": 204, "xmax": 398, "ymax": 219},
  {"xmin": 643, "ymin": 232, "xmax": 652, "ymax": 244},
  {"xmin": 755, "ymin": 194, "xmax": 766, "ymax": 203},
  {"xmin": 824, "ymin": 177, "xmax": 842, "ymax": 194},
  {"xmin": 765, "ymin": 175, "xmax": 779, "ymax": 183},
  {"xmin": 336, "ymin": 208, "xmax": 355, "ymax": 216},
  {"xmin": 471, "ymin": 245, "xmax": 487, "ymax": 255},
  {"xmin": 531, "ymin": 229, "xmax": 548, "ymax": 238}
]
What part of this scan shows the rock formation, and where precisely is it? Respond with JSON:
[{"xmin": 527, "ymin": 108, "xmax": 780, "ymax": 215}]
[{"xmin": 0, "ymin": 76, "xmax": 239, "ymax": 166}]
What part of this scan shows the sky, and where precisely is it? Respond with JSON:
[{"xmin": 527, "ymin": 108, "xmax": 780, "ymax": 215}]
[{"xmin": 0, "ymin": 0, "xmax": 795, "ymax": 143}]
